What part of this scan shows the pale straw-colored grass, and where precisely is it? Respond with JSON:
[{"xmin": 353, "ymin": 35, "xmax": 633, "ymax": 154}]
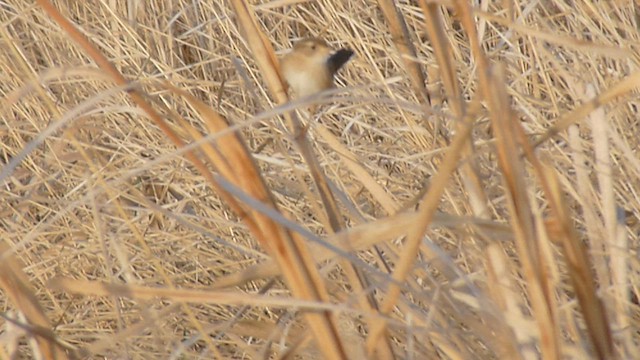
[{"xmin": 1, "ymin": 0, "xmax": 639, "ymax": 358}]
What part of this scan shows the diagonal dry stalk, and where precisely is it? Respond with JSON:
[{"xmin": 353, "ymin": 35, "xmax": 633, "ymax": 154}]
[
  {"xmin": 365, "ymin": 1, "xmax": 492, "ymax": 355},
  {"xmin": 376, "ymin": 0, "xmax": 431, "ymax": 106},
  {"xmin": 418, "ymin": 0, "xmax": 490, "ymax": 220},
  {"xmin": 541, "ymin": 163, "xmax": 614, "ymax": 360},
  {"xmin": 535, "ymin": 70, "xmax": 640, "ymax": 147},
  {"xmin": 364, "ymin": 105, "xmax": 474, "ymax": 355},
  {"xmin": 0, "ymin": 243, "xmax": 71, "ymax": 360},
  {"xmin": 33, "ymin": 0, "xmax": 349, "ymax": 358},
  {"xmin": 455, "ymin": 2, "xmax": 615, "ymax": 358},
  {"xmin": 509, "ymin": 78, "xmax": 614, "ymax": 360},
  {"xmin": 484, "ymin": 63, "xmax": 563, "ymax": 360},
  {"xmin": 452, "ymin": 1, "xmax": 563, "ymax": 357},
  {"xmin": 172, "ymin": 83, "xmax": 349, "ymax": 358},
  {"xmin": 229, "ymin": 1, "xmax": 395, "ymax": 357}
]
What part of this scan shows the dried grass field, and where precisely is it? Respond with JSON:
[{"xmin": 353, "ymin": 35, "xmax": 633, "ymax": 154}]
[{"xmin": 1, "ymin": 0, "xmax": 639, "ymax": 359}]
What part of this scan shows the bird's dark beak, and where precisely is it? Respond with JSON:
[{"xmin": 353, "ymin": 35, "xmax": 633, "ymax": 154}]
[{"xmin": 327, "ymin": 49, "xmax": 354, "ymax": 74}]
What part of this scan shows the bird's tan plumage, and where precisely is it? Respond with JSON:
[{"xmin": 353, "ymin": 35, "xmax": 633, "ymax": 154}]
[{"xmin": 280, "ymin": 38, "xmax": 353, "ymax": 99}]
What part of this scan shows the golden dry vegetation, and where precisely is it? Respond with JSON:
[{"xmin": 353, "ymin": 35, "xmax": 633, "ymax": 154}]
[{"xmin": 1, "ymin": 0, "xmax": 639, "ymax": 359}]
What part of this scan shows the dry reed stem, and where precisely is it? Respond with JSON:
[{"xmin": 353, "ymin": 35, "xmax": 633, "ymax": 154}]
[
  {"xmin": 513, "ymin": 75, "xmax": 617, "ymax": 360},
  {"xmin": 364, "ymin": 105, "xmax": 474, "ymax": 354},
  {"xmin": 0, "ymin": 243, "xmax": 70, "ymax": 359},
  {"xmin": 376, "ymin": 0, "xmax": 431, "ymax": 106},
  {"xmin": 485, "ymin": 60, "xmax": 565, "ymax": 358},
  {"xmin": 569, "ymin": 122, "xmax": 610, "ymax": 301},
  {"xmin": 47, "ymin": 277, "xmax": 355, "ymax": 311},
  {"xmin": 29, "ymin": 2, "xmax": 250, "ymax": 357},
  {"xmin": 173, "ymin": 80, "xmax": 349, "ymax": 358},
  {"xmin": 535, "ymin": 70, "xmax": 640, "ymax": 147},
  {"xmin": 463, "ymin": 3, "xmax": 563, "ymax": 353},
  {"xmin": 420, "ymin": 0, "xmax": 490, "ymax": 220},
  {"xmin": 542, "ymin": 164, "xmax": 614, "ymax": 359},
  {"xmin": 229, "ymin": 1, "xmax": 400, "ymax": 357},
  {"xmin": 484, "ymin": 244, "xmax": 529, "ymax": 360},
  {"xmin": 588, "ymin": 84, "xmax": 616, "ymax": 291},
  {"xmin": 457, "ymin": 1, "xmax": 566, "ymax": 356}
]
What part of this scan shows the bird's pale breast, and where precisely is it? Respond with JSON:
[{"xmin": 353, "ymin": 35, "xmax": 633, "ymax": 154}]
[{"xmin": 282, "ymin": 62, "xmax": 331, "ymax": 98}]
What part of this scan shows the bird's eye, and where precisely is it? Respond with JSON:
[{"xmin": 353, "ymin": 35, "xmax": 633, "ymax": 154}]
[{"xmin": 310, "ymin": 44, "xmax": 316, "ymax": 50}]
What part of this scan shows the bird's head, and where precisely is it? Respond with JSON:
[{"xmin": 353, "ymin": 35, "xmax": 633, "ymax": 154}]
[{"xmin": 291, "ymin": 38, "xmax": 334, "ymax": 64}]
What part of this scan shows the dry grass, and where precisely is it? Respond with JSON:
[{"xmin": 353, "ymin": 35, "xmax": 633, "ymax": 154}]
[{"xmin": 1, "ymin": 0, "xmax": 639, "ymax": 358}]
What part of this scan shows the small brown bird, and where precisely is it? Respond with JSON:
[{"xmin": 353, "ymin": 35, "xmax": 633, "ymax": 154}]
[{"xmin": 280, "ymin": 37, "xmax": 354, "ymax": 99}]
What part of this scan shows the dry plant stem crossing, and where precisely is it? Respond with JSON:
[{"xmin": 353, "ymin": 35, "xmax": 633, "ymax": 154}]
[
  {"xmin": 454, "ymin": 0, "xmax": 563, "ymax": 357},
  {"xmin": 365, "ymin": 111, "xmax": 475, "ymax": 354},
  {"xmin": 366, "ymin": 1, "xmax": 489, "ymax": 354},
  {"xmin": 230, "ymin": 0, "xmax": 400, "ymax": 357},
  {"xmin": 534, "ymin": 71, "xmax": 640, "ymax": 147},
  {"xmin": 0, "ymin": 243, "xmax": 70, "ymax": 359},
  {"xmin": 420, "ymin": 1, "xmax": 490, "ymax": 221},
  {"xmin": 229, "ymin": 0, "xmax": 352, "ymax": 358},
  {"xmin": 376, "ymin": 0, "xmax": 431, "ymax": 106},
  {"xmin": 542, "ymin": 165, "xmax": 614, "ymax": 360},
  {"xmin": 32, "ymin": 0, "xmax": 239, "ymax": 357},
  {"xmin": 456, "ymin": 1, "xmax": 614, "ymax": 358}
]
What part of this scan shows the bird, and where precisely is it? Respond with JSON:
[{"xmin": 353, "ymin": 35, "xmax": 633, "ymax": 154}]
[{"xmin": 280, "ymin": 37, "xmax": 354, "ymax": 99}]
